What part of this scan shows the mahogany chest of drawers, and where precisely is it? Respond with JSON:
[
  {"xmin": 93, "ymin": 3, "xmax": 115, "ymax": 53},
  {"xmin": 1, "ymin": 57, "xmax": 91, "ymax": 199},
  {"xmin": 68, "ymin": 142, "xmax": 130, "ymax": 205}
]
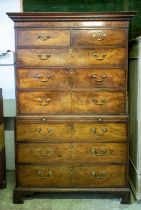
[
  {"xmin": 0, "ymin": 89, "xmax": 6, "ymax": 188},
  {"xmin": 7, "ymin": 12, "xmax": 134, "ymax": 204}
]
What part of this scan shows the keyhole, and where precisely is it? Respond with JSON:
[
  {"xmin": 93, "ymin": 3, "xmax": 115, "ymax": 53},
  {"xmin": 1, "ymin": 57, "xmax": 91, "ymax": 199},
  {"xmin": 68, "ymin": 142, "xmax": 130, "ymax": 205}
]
[{"xmin": 70, "ymin": 69, "xmax": 73, "ymax": 74}]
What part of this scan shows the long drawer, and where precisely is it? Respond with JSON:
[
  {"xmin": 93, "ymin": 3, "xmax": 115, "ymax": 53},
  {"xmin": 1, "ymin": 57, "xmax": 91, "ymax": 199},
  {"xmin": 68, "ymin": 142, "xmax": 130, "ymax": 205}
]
[
  {"xmin": 16, "ymin": 142, "xmax": 127, "ymax": 164},
  {"xmin": 17, "ymin": 164, "xmax": 127, "ymax": 188},
  {"xmin": 16, "ymin": 48, "xmax": 126, "ymax": 67},
  {"xmin": 16, "ymin": 119, "xmax": 128, "ymax": 142},
  {"xmin": 17, "ymin": 68, "xmax": 126, "ymax": 90},
  {"xmin": 17, "ymin": 91, "xmax": 126, "ymax": 114}
]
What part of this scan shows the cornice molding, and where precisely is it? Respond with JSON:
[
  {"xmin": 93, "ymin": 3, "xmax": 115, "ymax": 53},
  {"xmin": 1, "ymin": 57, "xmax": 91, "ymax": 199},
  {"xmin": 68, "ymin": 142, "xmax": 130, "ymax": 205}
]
[{"xmin": 7, "ymin": 12, "xmax": 135, "ymax": 22}]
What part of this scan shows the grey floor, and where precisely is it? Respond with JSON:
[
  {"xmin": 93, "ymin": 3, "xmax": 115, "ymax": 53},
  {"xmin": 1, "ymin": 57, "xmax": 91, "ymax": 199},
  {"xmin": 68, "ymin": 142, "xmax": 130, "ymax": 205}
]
[{"xmin": 0, "ymin": 171, "xmax": 141, "ymax": 210}]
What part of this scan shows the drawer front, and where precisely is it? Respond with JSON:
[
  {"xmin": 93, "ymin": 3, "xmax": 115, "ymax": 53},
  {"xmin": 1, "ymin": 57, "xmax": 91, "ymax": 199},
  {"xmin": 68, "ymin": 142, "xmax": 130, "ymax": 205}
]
[
  {"xmin": 16, "ymin": 48, "xmax": 126, "ymax": 67},
  {"xmin": 17, "ymin": 29, "xmax": 70, "ymax": 47},
  {"xmin": 17, "ymin": 91, "xmax": 71, "ymax": 114},
  {"xmin": 72, "ymin": 91, "xmax": 125, "ymax": 114},
  {"xmin": 17, "ymin": 91, "xmax": 125, "ymax": 114},
  {"xmin": 17, "ymin": 164, "xmax": 127, "ymax": 188},
  {"xmin": 17, "ymin": 69, "xmax": 71, "ymax": 89},
  {"xmin": 72, "ymin": 29, "xmax": 126, "ymax": 46},
  {"xmin": 16, "ymin": 121, "xmax": 127, "ymax": 142},
  {"xmin": 17, "ymin": 142, "xmax": 127, "ymax": 164},
  {"xmin": 17, "ymin": 68, "xmax": 126, "ymax": 90}
]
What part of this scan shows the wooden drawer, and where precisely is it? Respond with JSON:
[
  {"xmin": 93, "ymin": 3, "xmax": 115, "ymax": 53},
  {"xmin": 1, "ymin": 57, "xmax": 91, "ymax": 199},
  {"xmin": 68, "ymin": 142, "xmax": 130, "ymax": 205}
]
[
  {"xmin": 17, "ymin": 29, "xmax": 70, "ymax": 47},
  {"xmin": 17, "ymin": 91, "xmax": 125, "ymax": 114},
  {"xmin": 17, "ymin": 164, "xmax": 127, "ymax": 188},
  {"xmin": 16, "ymin": 120, "xmax": 127, "ymax": 142},
  {"xmin": 72, "ymin": 29, "xmax": 126, "ymax": 46},
  {"xmin": 17, "ymin": 68, "xmax": 126, "ymax": 90},
  {"xmin": 17, "ymin": 142, "xmax": 127, "ymax": 164},
  {"xmin": 16, "ymin": 48, "xmax": 126, "ymax": 67}
]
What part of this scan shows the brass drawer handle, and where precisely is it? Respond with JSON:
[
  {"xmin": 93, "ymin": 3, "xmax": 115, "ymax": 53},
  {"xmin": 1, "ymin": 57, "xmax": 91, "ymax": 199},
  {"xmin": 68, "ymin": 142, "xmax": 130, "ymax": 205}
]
[
  {"xmin": 37, "ymin": 32, "xmax": 51, "ymax": 41},
  {"xmin": 35, "ymin": 127, "xmax": 53, "ymax": 136},
  {"xmin": 93, "ymin": 98, "xmax": 106, "ymax": 106},
  {"xmin": 37, "ymin": 53, "xmax": 51, "ymax": 60},
  {"xmin": 36, "ymin": 74, "xmax": 51, "ymax": 82},
  {"xmin": 38, "ymin": 170, "xmax": 52, "ymax": 179},
  {"xmin": 91, "ymin": 128, "xmax": 107, "ymax": 136},
  {"xmin": 90, "ymin": 171, "xmax": 107, "ymax": 179},
  {"xmin": 35, "ymin": 97, "xmax": 52, "ymax": 106},
  {"xmin": 92, "ymin": 51, "xmax": 106, "ymax": 60},
  {"xmin": 92, "ymin": 31, "xmax": 106, "ymax": 41},
  {"xmin": 91, "ymin": 148, "xmax": 107, "ymax": 156},
  {"xmin": 92, "ymin": 74, "xmax": 107, "ymax": 82},
  {"xmin": 36, "ymin": 148, "xmax": 53, "ymax": 156}
]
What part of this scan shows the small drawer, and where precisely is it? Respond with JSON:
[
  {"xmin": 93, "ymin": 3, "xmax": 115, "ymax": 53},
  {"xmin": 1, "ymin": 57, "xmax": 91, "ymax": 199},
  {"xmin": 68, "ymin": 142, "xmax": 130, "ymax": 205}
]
[
  {"xmin": 16, "ymin": 48, "xmax": 126, "ymax": 67},
  {"xmin": 17, "ymin": 91, "xmax": 71, "ymax": 114},
  {"xmin": 17, "ymin": 164, "xmax": 127, "ymax": 188},
  {"xmin": 17, "ymin": 29, "xmax": 70, "ymax": 47},
  {"xmin": 17, "ymin": 142, "xmax": 127, "ymax": 164},
  {"xmin": 16, "ymin": 118, "xmax": 127, "ymax": 142},
  {"xmin": 72, "ymin": 91, "xmax": 126, "ymax": 114},
  {"xmin": 72, "ymin": 29, "xmax": 126, "ymax": 46}
]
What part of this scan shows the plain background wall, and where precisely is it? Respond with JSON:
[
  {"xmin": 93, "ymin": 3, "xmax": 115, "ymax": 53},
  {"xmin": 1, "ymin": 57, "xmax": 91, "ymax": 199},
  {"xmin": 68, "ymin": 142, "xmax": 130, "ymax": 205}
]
[{"xmin": 0, "ymin": 0, "xmax": 21, "ymax": 170}]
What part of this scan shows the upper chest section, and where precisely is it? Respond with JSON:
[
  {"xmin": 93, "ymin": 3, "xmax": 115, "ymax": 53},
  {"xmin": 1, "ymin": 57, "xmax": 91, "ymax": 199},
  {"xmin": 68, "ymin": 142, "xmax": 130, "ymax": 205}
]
[{"xmin": 10, "ymin": 12, "xmax": 133, "ymax": 48}]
